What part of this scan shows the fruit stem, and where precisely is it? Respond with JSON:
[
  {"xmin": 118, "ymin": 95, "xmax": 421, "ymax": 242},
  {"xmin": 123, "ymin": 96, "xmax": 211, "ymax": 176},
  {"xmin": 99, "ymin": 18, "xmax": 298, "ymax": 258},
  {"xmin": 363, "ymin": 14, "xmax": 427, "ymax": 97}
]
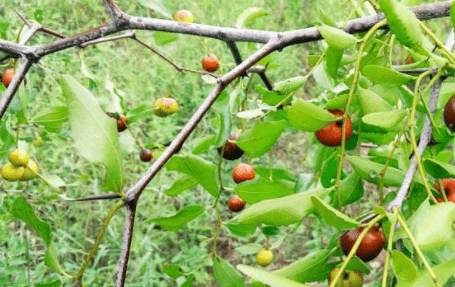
[
  {"xmin": 268, "ymin": 148, "xmax": 273, "ymax": 180},
  {"xmin": 329, "ymin": 214, "xmax": 386, "ymax": 287},
  {"xmin": 240, "ymin": 74, "xmax": 255, "ymax": 131},
  {"xmin": 15, "ymin": 122, "xmax": 20, "ymax": 148},
  {"xmin": 419, "ymin": 22, "xmax": 455, "ymax": 63},
  {"xmin": 394, "ymin": 208, "xmax": 442, "ymax": 287},
  {"xmin": 381, "ymin": 212, "xmax": 398, "ymax": 287},
  {"xmin": 75, "ymin": 200, "xmax": 125, "ymax": 281},
  {"xmin": 334, "ymin": 19, "xmax": 387, "ymax": 211}
]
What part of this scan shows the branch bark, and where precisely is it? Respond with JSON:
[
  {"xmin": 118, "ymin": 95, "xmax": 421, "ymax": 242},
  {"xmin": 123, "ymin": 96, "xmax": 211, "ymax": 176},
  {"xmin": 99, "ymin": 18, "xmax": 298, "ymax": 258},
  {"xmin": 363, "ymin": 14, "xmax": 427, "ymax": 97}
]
[{"xmin": 115, "ymin": 203, "xmax": 136, "ymax": 287}]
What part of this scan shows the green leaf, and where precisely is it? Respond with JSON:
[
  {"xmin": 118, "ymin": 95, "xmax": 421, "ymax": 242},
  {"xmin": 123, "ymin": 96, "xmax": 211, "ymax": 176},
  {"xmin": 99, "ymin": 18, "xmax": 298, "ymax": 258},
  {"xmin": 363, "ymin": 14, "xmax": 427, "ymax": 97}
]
[
  {"xmin": 254, "ymin": 166, "xmax": 296, "ymax": 182},
  {"xmin": 362, "ymin": 109, "xmax": 408, "ymax": 132},
  {"xmin": 273, "ymin": 250, "xmax": 335, "ymax": 283},
  {"xmin": 227, "ymin": 221, "xmax": 257, "ymax": 237},
  {"xmin": 313, "ymin": 62, "xmax": 335, "ymax": 90},
  {"xmin": 166, "ymin": 154, "xmax": 219, "ymax": 197},
  {"xmin": 356, "ymin": 87, "xmax": 393, "ymax": 114},
  {"xmin": 392, "ymin": 250, "xmax": 417, "ymax": 282},
  {"xmin": 214, "ymin": 92, "xmax": 232, "ymax": 147},
  {"xmin": 126, "ymin": 105, "xmax": 154, "ymax": 123},
  {"xmin": 347, "ymin": 155, "xmax": 421, "ymax": 187},
  {"xmin": 237, "ymin": 265, "xmax": 309, "ymax": 287},
  {"xmin": 423, "ymin": 159, "xmax": 455, "ymax": 179},
  {"xmin": 236, "ymin": 121, "xmax": 287, "ymax": 158},
  {"xmin": 256, "ymin": 86, "xmax": 292, "ymax": 106},
  {"xmin": 452, "ymin": 2, "xmax": 455, "ymax": 31},
  {"xmin": 191, "ymin": 135, "xmax": 215, "ymax": 155},
  {"xmin": 236, "ymin": 243, "xmax": 262, "ymax": 255},
  {"xmin": 35, "ymin": 279, "xmax": 62, "ymax": 287},
  {"xmin": 61, "ymin": 75, "xmax": 124, "ymax": 193},
  {"xmin": 333, "ymin": 173, "xmax": 364, "ymax": 206},
  {"xmin": 11, "ymin": 196, "xmax": 52, "ymax": 245},
  {"xmin": 213, "ymin": 257, "xmax": 246, "ymax": 287},
  {"xmin": 234, "ymin": 177, "xmax": 294, "ymax": 204},
  {"xmin": 379, "ymin": 0, "xmax": 424, "ymax": 49},
  {"xmin": 287, "ymin": 98, "xmax": 338, "ymax": 132},
  {"xmin": 236, "ymin": 188, "xmax": 329, "ymax": 226},
  {"xmin": 273, "ymin": 76, "xmax": 308, "ymax": 95},
  {"xmin": 325, "ymin": 46, "xmax": 343, "ymax": 79},
  {"xmin": 162, "ymin": 264, "xmax": 184, "ymax": 279},
  {"xmin": 236, "ymin": 7, "xmax": 268, "ymax": 28},
  {"xmin": 153, "ymin": 31, "xmax": 179, "ymax": 46},
  {"xmin": 146, "ymin": 205, "xmax": 205, "ymax": 231},
  {"xmin": 137, "ymin": 0, "xmax": 171, "ymax": 18},
  {"xmin": 32, "ymin": 106, "xmax": 68, "ymax": 131},
  {"xmin": 396, "ymin": 259, "xmax": 455, "ymax": 287},
  {"xmin": 164, "ymin": 175, "xmax": 198, "ymax": 196},
  {"xmin": 316, "ymin": 23, "xmax": 357, "ymax": 49},
  {"xmin": 362, "ymin": 65, "xmax": 415, "ymax": 86},
  {"xmin": 311, "ymin": 196, "xmax": 361, "ymax": 229}
]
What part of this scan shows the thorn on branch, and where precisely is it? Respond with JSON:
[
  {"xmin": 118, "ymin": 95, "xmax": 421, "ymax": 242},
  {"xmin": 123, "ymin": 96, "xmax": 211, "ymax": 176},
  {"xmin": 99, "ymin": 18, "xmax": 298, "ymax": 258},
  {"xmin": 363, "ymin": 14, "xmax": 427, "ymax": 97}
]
[
  {"xmin": 15, "ymin": 10, "xmax": 32, "ymax": 28},
  {"xmin": 72, "ymin": 193, "xmax": 122, "ymax": 202},
  {"xmin": 80, "ymin": 31, "xmax": 135, "ymax": 48}
]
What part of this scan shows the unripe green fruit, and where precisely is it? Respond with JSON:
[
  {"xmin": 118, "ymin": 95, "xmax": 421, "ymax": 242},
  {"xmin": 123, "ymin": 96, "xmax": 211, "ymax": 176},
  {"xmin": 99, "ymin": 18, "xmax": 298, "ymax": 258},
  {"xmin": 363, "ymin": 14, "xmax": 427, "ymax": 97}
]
[
  {"xmin": 8, "ymin": 149, "xmax": 30, "ymax": 166},
  {"xmin": 1, "ymin": 162, "xmax": 25, "ymax": 181},
  {"xmin": 21, "ymin": 160, "xmax": 39, "ymax": 181},
  {"xmin": 328, "ymin": 267, "xmax": 364, "ymax": 287},
  {"xmin": 255, "ymin": 248, "xmax": 273, "ymax": 267},
  {"xmin": 34, "ymin": 136, "xmax": 43, "ymax": 147},
  {"xmin": 153, "ymin": 98, "xmax": 179, "ymax": 117}
]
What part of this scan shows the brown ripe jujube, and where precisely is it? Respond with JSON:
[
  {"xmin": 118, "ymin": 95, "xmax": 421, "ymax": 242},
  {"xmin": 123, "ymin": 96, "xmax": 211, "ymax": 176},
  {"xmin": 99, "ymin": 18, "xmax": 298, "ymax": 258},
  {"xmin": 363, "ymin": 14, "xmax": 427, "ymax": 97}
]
[
  {"xmin": 228, "ymin": 195, "xmax": 245, "ymax": 212},
  {"xmin": 2, "ymin": 68, "xmax": 14, "ymax": 87},
  {"xmin": 140, "ymin": 149, "xmax": 153, "ymax": 162},
  {"xmin": 217, "ymin": 132, "xmax": 243, "ymax": 160},
  {"xmin": 444, "ymin": 94, "xmax": 455, "ymax": 132},
  {"xmin": 434, "ymin": 179, "xmax": 455, "ymax": 203},
  {"xmin": 232, "ymin": 163, "xmax": 255, "ymax": 183},
  {"xmin": 340, "ymin": 225, "xmax": 384, "ymax": 262},
  {"xmin": 315, "ymin": 110, "xmax": 353, "ymax": 147},
  {"xmin": 117, "ymin": 115, "xmax": 128, "ymax": 132},
  {"xmin": 201, "ymin": 54, "xmax": 220, "ymax": 72}
]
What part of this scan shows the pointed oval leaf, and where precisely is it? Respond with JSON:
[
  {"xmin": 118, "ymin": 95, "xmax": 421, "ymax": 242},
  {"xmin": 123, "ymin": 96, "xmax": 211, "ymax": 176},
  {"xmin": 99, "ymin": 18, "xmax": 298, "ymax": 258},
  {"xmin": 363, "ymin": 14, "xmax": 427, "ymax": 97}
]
[
  {"xmin": 166, "ymin": 154, "xmax": 219, "ymax": 197},
  {"xmin": 153, "ymin": 31, "xmax": 179, "ymax": 46},
  {"xmin": 332, "ymin": 173, "xmax": 364, "ymax": 206},
  {"xmin": 311, "ymin": 196, "xmax": 361, "ymax": 229},
  {"xmin": 33, "ymin": 106, "xmax": 68, "ymax": 131},
  {"xmin": 146, "ymin": 205, "xmax": 205, "ymax": 231},
  {"xmin": 61, "ymin": 75, "xmax": 124, "ymax": 193},
  {"xmin": 392, "ymin": 250, "xmax": 417, "ymax": 282},
  {"xmin": 227, "ymin": 221, "xmax": 257, "ymax": 237},
  {"xmin": 236, "ymin": 188, "xmax": 329, "ymax": 226},
  {"xmin": 138, "ymin": 0, "xmax": 171, "ymax": 18},
  {"xmin": 288, "ymin": 99, "xmax": 338, "ymax": 132},
  {"xmin": 325, "ymin": 46, "xmax": 344, "ymax": 79},
  {"xmin": 362, "ymin": 109, "xmax": 408, "ymax": 131},
  {"xmin": 236, "ymin": 7, "xmax": 268, "ymax": 28},
  {"xmin": 316, "ymin": 23, "xmax": 357, "ymax": 49},
  {"xmin": 214, "ymin": 257, "xmax": 246, "ymax": 287},
  {"xmin": 362, "ymin": 65, "xmax": 415, "ymax": 86},
  {"xmin": 236, "ymin": 121, "xmax": 287, "ymax": 158},
  {"xmin": 273, "ymin": 76, "xmax": 308, "ymax": 95},
  {"xmin": 234, "ymin": 177, "xmax": 294, "ymax": 204},
  {"xmin": 237, "ymin": 265, "xmax": 309, "ymax": 287},
  {"xmin": 357, "ymin": 87, "xmax": 393, "ymax": 115},
  {"xmin": 164, "ymin": 175, "xmax": 198, "ymax": 196},
  {"xmin": 423, "ymin": 159, "xmax": 455, "ymax": 179}
]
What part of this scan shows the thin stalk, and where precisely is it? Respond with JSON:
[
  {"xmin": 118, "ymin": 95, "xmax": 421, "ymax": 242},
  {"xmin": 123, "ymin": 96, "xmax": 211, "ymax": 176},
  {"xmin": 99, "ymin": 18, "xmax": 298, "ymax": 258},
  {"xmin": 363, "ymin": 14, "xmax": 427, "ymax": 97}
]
[
  {"xmin": 381, "ymin": 213, "xmax": 398, "ymax": 287},
  {"xmin": 419, "ymin": 22, "xmax": 455, "ymax": 63}
]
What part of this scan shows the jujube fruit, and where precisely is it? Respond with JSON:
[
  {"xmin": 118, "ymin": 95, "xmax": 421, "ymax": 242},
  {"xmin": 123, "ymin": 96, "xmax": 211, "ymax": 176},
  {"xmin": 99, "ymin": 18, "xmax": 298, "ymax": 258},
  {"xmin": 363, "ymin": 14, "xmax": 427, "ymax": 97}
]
[
  {"xmin": 140, "ymin": 149, "xmax": 153, "ymax": 162},
  {"xmin": 117, "ymin": 116, "xmax": 128, "ymax": 132},
  {"xmin": 8, "ymin": 149, "xmax": 30, "ymax": 166},
  {"xmin": 34, "ymin": 136, "xmax": 43, "ymax": 147},
  {"xmin": 2, "ymin": 68, "xmax": 14, "ymax": 87},
  {"xmin": 153, "ymin": 98, "xmax": 179, "ymax": 117},
  {"xmin": 21, "ymin": 160, "xmax": 39, "ymax": 181},
  {"xmin": 228, "ymin": 195, "xmax": 245, "ymax": 212},
  {"xmin": 340, "ymin": 225, "xmax": 384, "ymax": 262},
  {"xmin": 434, "ymin": 179, "xmax": 455, "ymax": 203},
  {"xmin": 1, "ymin": 162, "xmax": 25, "ymax": 181},
  {"xmin": 255, "ymin": 248, "xmax": 273, "ymax": 267},
  {"xmin": 232, "ymin": 163, "xmax": 255, "ymax": 183},
  {"xmin": 217, "ymin": 132, "xmax": 243, "ymax": 160},
  {"xmin": 201, "ymin": 54, "xmax": 220, "ymax": 72},
  {"xmin": 173, "ymin": 10, "xmax": 194, "ymax": 23},
  {"xmin": 444, "ymin": 94, "xmax": 455, "ymax": 132},
  {"xmin": 315, "ymin": 110, "xmax": 353, "ymax": 147},
  {"xmin": 328, "ymin": 267, "xmax": 364, "ymax": 287}
]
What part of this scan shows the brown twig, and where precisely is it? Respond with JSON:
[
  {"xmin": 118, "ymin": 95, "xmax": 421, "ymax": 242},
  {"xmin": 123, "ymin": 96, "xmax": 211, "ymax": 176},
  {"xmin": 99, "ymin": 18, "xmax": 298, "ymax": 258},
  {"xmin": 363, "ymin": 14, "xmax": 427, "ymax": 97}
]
[
  {"xmin": 115, "ymin": 203, "xmax": 136, "ymax": 287},
  {"xmin": 72, "ymin": 193, "xmax": 122, "ymax": 202}
]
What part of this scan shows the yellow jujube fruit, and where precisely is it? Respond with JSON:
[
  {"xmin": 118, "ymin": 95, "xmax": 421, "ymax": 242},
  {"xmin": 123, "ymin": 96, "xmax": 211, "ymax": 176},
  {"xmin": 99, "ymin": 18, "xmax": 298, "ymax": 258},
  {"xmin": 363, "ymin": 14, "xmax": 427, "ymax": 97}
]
[
  {"xmin": 1, "ymin": 162, "xmax": 25, "ymax": 181},
  {"xmin": 21, "ymin": 160, "xmax": 39, "ymax": 181},
  {"xmin": 255, "ymin": 248, "xmax": 273, "ymax": 267},
  {"xmin": 8, "ymin": 149, "xmax": 29, "ymax": 166},
  {"xmin": 153, "ymin": 98, "xmax": 179, "ymax": 117}
]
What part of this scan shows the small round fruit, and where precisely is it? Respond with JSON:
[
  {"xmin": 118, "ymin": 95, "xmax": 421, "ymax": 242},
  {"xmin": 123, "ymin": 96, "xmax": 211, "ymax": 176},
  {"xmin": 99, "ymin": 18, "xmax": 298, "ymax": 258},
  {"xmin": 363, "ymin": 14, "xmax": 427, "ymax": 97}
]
[
  {"xmin": 255, "ymin": 248, "xmax": 273, "ymax": 267},
  {"xmin": 232, "ymin": 163, "xmax": 255, "ymax": 183},
  {"xmin": 434, "ymin": 179, "xmax": 455, "ymax": 203},
  {"xmin": 340, "ymin": 225, "xmax": 385, "ymax": 262},
  {"xmin": 228, "ymin": 195, "xmax": 245, "ymax": 212},
  {"xmin": 8, "ymin": 149, "xmax": 30, "ymax": 166},
  {"xmin": 217, "ymin": 132, "xmax": 244, "ymax": 160},
  {"xmin": 2, "ymin": 68, "xmax": 14, "ymax": 87},
  {"xmin": 154, "ymin": 98, "xmax": 179, "ymax": 117},
  {"xmin": 328, "ymin": 267, "xmax": 364, "ymax": 287},
  {"xmin": 173, "ymin": 10, "xmax": 194, "ymax": 23},
  {"xmin": 117, "ymin": 115, "xmax": 128, "ymax": 132},
  {"xmin": 445, "ymin": 94, "xmax": 455, "ymax": 132},
  {"xmin": 34, "ymin": 136, "xmax": 43, "ymax": 147},
  {"xmin": 21, "ymin": 160, "xmax": 39, "ymax": 181},
  {"xmin": 315, "ymin": 110, "xmax": 353, "ymax": 147},
  {"xmin": 201, "ymin": 54, "xmax": 220, "ymax": 72},
  {"xmin": 1, "ymin": 162, "xmax": 25, "ymax": 181},
  {"xmin": 405, "ymin": 56, "xmax": 414, "ymax": 65},
  {"xmin": 140, "ymin": 149, "xmax": 153, "ymax": 162}
]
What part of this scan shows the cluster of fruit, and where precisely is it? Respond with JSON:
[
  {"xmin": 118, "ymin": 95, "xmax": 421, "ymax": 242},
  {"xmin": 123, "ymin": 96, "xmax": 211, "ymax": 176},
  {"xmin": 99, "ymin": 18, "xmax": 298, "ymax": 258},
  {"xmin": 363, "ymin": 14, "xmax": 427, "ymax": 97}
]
[
  {"xmin": 1, "ymin": 149, "xmax": 38, "ymax": 181},
  {"xmin": 2, "ymin": 68, "xmax": 14, "ymax": 87}
]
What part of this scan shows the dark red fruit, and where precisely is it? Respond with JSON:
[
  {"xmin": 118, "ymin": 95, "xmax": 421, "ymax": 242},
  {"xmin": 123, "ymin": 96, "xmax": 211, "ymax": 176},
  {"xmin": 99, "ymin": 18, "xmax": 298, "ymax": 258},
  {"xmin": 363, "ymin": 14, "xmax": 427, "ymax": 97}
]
[
  {"xmin": 140, "ymin": 149, "xmax": 153, "ymax": 162},
  {"xmin": 217, "ymin": 133, "xmax": 244, "ymax": 160},
  {"xmin": 444, "ymin": 94, "xmax": 455, "ymax": 132},
  {"xmin": 228, "ymin": 195, "xmax": 245, "ymax": 212},
  {"xmin": 340, "ymin": 225, "xmax": 384, "ymax": 262},
  {"xmin": 2, "ymin": 68, "xmax": 14, "ymax": 87},
  {"xmin": 201, "ymin": 54, "xmax": 220, "ymax": 72},
  {"xmin": 315, "ymin": 110, "xmax": 353, "ymax": 147},
  {"xmin": 117, "ymin": 115, "xmax": 128, "ymax": 132},
  {"xmin": 434, "ymin": 179, "xmax": 455, "ymax": 203}
]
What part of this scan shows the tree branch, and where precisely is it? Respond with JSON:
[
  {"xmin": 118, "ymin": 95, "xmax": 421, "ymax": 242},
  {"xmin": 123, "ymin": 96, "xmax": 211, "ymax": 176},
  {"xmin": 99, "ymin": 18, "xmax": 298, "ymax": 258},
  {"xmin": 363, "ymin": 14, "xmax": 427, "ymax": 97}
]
[
  {"xmin": 72, "ymin": 193, "xmax": 122, "ymax": 202},
  {"xmin": 115, "ymin": 203, "xmax": 136, "ymax": 287}
]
